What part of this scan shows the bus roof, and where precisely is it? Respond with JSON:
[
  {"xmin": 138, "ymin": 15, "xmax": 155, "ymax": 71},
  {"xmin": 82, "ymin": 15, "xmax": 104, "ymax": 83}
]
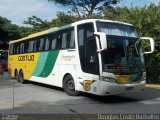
[
  {"xmin": 72, "ymin": 19, "xmax": 133, "ymax": 26},
  {"xmin": 9, "ymin": 19, "xmax": 133, "ymax": 44}
]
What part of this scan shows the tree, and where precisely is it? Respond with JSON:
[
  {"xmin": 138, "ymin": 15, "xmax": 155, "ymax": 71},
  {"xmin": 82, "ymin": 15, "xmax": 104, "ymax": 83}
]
[
  {"xmin": 48, "ymin": 0, "xmax": 120, "ymax": 19},
  {"xmin": 17, "ymin": 26, "xmax": 33, "ymax": 38},
  {"xmin": 24, "ymin": 16, "xmax": 50, "ymax": 32},
  {"xmin": 0, "ymin": 16, "xmax": 11, "ymax": 42},
  {"xmin": 0, "ymin": 16, "xmax": 21, "ymax": 49},
  {"xmin": 0, "ymin": 16, "xmax": 34, "ymax": 49},
  {"xmin": 50, "ymin": 12, "xmax": 76, "ymax": 27}
]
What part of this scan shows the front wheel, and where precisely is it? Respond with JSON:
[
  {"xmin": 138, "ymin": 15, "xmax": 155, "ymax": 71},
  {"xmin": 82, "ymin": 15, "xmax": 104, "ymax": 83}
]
[{"xmin": 63, "ymin": 75, "xmax": 80, "ymax": 96}]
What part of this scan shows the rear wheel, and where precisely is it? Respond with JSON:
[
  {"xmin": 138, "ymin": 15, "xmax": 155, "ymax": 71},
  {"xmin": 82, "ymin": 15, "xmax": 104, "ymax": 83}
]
[
  {"xmin": 63, "ymin": 75, "xmax": 80, "ymax": 96},
  {"xmin": 18, "ymin": 71, "xmax": 25, "ymax": 84},
  {"xmin": 15, "ymin": 70, "xmax": 19, "ymax": 82}
]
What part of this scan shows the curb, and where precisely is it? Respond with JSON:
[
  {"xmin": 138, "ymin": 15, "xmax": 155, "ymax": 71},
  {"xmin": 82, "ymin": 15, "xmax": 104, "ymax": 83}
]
[{"xmin": 145, "ymin": 84, "xmax": 160, "ymax": 89}]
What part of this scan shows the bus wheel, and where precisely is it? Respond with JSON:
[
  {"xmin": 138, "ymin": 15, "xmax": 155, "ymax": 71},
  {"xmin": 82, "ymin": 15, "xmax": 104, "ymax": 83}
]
[
  {"xmin": 15, "ymin": 70, "xmax": 19, "ymax": 82},
  {"xmin": 63, "ymin": 75, "xmax": 80, "ymax": 96},
  {"xmin": 18, "ymin": 71, "xmax": 25, "ymax": 84}
]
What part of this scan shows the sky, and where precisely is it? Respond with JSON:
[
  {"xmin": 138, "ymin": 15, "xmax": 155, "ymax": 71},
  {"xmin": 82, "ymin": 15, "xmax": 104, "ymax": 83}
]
[
  {"xmin": 0, "ymin": 0, "xmax": 160, "ymax": 26},
  {"xmin": 119, "ymin": 0, "xmax": 160, "ymax": 7}
]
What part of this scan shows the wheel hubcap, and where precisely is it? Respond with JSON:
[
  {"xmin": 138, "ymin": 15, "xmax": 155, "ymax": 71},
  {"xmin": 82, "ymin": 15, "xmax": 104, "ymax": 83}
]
[{"xmin": 67, "ymin": 80, "xmax": 75, "ymax": 91}]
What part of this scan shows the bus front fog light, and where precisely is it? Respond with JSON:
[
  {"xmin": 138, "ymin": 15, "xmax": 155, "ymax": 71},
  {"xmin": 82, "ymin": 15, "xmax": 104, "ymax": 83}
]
[
  {"xmin": 103, "ymin": 77, "xmax": 116, "ymax": 83},
  {"xmin": 143, "ymin": 72, "xmax": 146, "ymax": 81}
]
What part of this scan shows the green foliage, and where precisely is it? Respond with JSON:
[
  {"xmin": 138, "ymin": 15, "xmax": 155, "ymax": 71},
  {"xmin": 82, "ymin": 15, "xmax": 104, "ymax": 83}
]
[
  {"xmin": 48, "ymin": 0, "xmax": 120, "ymax": 19},
  {"xmin": 0, "ymin": 16, "xmax": 33, "ymax": 50},
  {"xmin": 24, "ymin": 12, "xmax": 76, "ymax": 33},
  {"xmin": 17, "ymin": 26, "xmax": 33, "ymax": 38},
  {"xmin": 0, "ymin": 16, "xmax": 21, "ymax": 49},
  {"xmin": 50, "ymin": 12, "xmax": 77, "ymax": 27},
  {"xmin": 104, "ymin": 4, "xmax": 160, "ymax": 66},
  {"xmin": 0, "ymin": 12, "xmax": 76, "ymax": 50},
  {"xmin": 24, "ymin": 16, "xmax": 50, "ymax": 32}
]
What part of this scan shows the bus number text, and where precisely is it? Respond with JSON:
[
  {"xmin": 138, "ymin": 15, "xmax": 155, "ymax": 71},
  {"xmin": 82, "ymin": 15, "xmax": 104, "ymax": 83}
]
[{"xmin": 18, "ymin": 55, "xmax": 34, "ymax": 61}]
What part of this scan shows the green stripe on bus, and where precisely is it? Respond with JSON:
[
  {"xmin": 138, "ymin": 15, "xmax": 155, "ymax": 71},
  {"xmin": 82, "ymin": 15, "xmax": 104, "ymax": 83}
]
[
  {"xmin": 32, "ymin": 52, "xmax": 49, "ymax": 76},
  {"xmin": 48, "ymin": 24, "xmax": 72, "ymax": 33},
  {"xmin": 39, "ymin": 50, "xmax": 59, "ymax": 78},
  {"xmin": 48, "ymin": 27, "xmax": 59, "ymax": 33}
]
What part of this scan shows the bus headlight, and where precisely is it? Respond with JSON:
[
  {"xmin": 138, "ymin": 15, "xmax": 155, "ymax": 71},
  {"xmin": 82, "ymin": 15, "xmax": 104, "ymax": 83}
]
[{"xmin": 102, "ymin": 77, "xmax": 116, "ymax": 83}]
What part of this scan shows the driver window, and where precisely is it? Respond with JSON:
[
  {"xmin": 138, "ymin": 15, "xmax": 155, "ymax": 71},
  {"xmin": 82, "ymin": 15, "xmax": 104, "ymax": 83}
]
[
  {"xmin": 78, "ymin": 23, "xmax": 99, "ymax": 75},
  {"xmin": 85, "ymin": 38, "xmax": 99, "ymax": 74}
]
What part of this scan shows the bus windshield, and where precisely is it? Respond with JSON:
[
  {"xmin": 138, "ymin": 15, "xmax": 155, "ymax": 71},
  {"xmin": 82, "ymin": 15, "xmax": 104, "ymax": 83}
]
[
  {"xmin": 96, "ymin": 22, "xmax": 145, "ymax": 75},
  {"xmin": 96, "ymin": 21, "xmax": 138, "ymax": 38}
]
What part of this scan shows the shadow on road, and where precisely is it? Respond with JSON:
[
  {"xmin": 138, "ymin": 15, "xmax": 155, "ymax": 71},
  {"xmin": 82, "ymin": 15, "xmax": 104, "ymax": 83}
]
[
  {"xmin": 27, "ymin": 81, "xmax": 64, "ymax": 92},
  {"xmin": 27, "ymin": 80, "xmax": 160, "ymax": 104},
  {"xmin": 82, "ymin": 94, "xmax": 139, "ymax": 103},
  {"xmin": 81, "ymin": 88, "xmax": 160, "ymax": 104}
]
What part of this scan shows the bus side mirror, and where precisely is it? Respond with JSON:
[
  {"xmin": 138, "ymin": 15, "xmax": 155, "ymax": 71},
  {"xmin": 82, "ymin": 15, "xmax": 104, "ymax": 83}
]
[
  {"xmin": 140, "ymin": 37, "xmax": 155, "ymax": 54},
  {"xmin": 94, "ymin": 32, "xmax": 107, "ymax": 52}
]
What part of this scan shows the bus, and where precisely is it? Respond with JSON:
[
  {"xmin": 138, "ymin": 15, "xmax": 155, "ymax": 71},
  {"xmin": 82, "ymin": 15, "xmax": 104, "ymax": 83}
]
[{"xmin": 8, "ymin": 19, "xmax": 155, "ymax": 96}]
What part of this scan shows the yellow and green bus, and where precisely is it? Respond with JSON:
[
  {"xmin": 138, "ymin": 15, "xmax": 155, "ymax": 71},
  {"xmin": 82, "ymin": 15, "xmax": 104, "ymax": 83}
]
[{"xmin": 8, "ymin": 19, "xmax": 154, "ymax": 96}]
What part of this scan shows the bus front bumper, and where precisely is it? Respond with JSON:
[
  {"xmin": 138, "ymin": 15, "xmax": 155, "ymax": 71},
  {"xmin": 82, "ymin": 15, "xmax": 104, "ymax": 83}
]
[{"xmin": 98, "ymin": 80, "xmax": 146, "ymax": 96}]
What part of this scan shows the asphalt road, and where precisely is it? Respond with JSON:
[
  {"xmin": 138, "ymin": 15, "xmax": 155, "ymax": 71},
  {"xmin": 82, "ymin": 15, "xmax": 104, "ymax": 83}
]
[{"xmin": 0, "ymin": 72, "xmax": 160, "ymax": 119}]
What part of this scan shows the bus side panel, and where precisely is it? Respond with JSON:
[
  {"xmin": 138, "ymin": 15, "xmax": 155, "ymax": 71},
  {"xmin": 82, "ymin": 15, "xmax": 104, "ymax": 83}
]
[
  {"xmin": 57, "ymin": 50, "xmax": 78, "ymax": 88},
  {"xmin": 57, "ymin": 50, "xmax": 100, "ymax": 94},
  {"xmin": 30, "ymin": 51, "xmax": 60, "ymax": 86},
  {"xmin": 8, "ymin": 55, "xmax": 17, "ymax": 77},
  {"xmin": 30, "ymin": 65, "xmax": 59, "ymax": 87},
  {"xmin": 75, "ymin": 68, "xmax": 101, "ymax": 94},
  {"xmin": 8, "ymin": 53, "xmax": 40, "ymax": 79}
]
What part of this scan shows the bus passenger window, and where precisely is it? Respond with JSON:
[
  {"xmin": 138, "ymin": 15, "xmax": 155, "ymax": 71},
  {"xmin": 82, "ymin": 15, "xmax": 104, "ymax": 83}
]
[
  {"xmin": 9, "ymin": 44, "xmax": 14, "ymax": 55},
  {"xmin": 70, "ymin": 30, "xmax": 75, "ymax": 48},
  {"xmin": 13, "ymin": 45, "xmax": 16, "ymax": 54},
  {"xmin": 28, "ymin": 41, "xmax": 34, "ymax": 52},
  {"xmin": 39, "ymin": 38, "xmax": 45, "ymax": 51},
  {"xmin": 61, "ymin": 28, "xmax": 75, "ymax": 49},
  {"xmin": 33, "ymin": 40, "xmax": 37, "ymax": 52},
  {"xmin": 62, "ymin": 32, "xmax": 67, "ymax": 49},
  {"xmin": 24, "ymin": 42, "xmax": 29, "ymax": 53},
  {"xmin": 51, "ymin": 38, "xmax": 57, "ymax": 50},
  {"xmin": 57, "ymin": 34, "xmax": 62, "ymax": 49},
  {"xmin": 45, "ymin": 37, "xmax": 50, "ymax": 51},
  {"xmin": 16, "ymin": 45, "xmax": 20, "ymax": 54},
  {"xmin": 35, "ymin": 39, "xmax": 40, "ymax": 52},
  {"xmin": 20, "ymin": 43, "xmax": 24, "ymax": 54}
]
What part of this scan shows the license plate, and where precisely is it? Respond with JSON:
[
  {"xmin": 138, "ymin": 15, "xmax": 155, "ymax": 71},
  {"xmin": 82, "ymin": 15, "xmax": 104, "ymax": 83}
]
[{"xmin": 126, "ymin": 86, "xmax": 134, "ymax": 90}]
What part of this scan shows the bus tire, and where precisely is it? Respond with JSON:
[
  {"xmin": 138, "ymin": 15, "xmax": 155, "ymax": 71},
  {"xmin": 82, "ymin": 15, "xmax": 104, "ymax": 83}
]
[
  {"xmin": 18, "ymin": 71, "xmax": 25, "ymax": 84},
  {"xmin": 15, "ymin": 70, "xmax": 19, "ymax": 82},
  {"xmin": 63, "ymin": 75, "xmax": 80, "ymax": 96}
]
